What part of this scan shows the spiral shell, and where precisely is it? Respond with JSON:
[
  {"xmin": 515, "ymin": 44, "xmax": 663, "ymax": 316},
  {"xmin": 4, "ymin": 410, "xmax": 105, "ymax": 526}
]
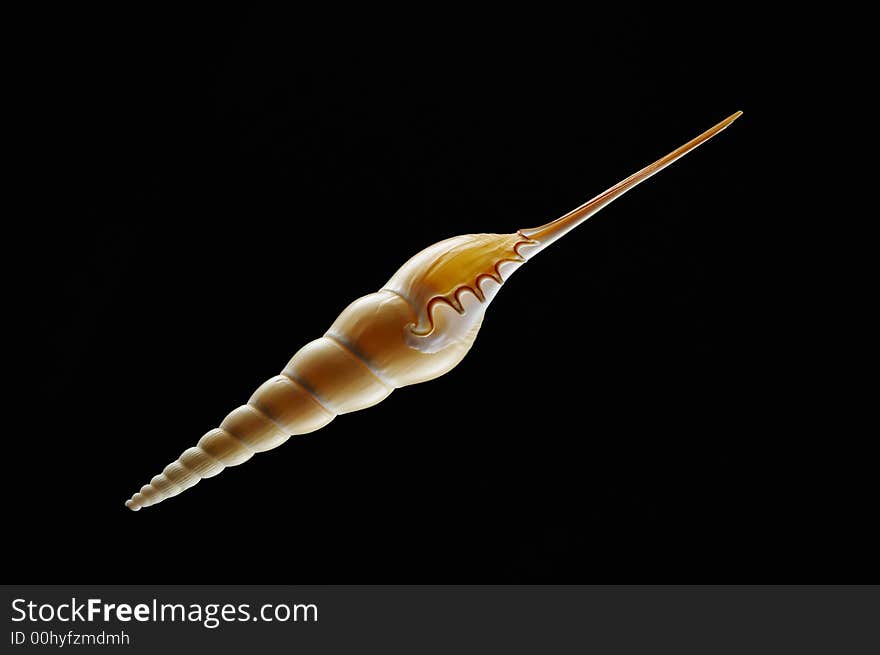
[{"xmin": 125, "ymin": 111, "xmax": 742, "ymax": 510}]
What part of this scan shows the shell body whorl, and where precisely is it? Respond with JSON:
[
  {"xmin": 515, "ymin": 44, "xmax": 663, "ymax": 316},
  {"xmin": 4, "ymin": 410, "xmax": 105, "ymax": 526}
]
[{"xmin": 384, "ymin": 233, "xmax": 529, "ymax": 354}]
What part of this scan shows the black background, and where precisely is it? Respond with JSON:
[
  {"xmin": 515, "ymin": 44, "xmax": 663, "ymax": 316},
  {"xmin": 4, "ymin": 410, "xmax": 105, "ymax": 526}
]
[{"xmin": 18, "ymin": 8, "xmax": 868, "ymax": 581}]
